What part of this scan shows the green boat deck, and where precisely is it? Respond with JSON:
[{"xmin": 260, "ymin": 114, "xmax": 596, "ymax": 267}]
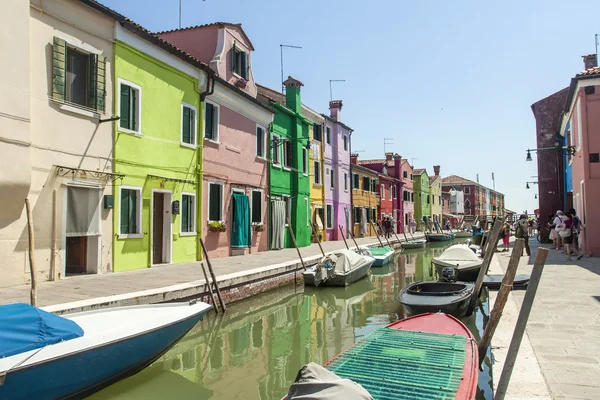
[
  {"xmin": 326, "ymin": 327, "xmax": 467, "ymax": 399},
  {"xmin": 367, "ymin": 247, "xmax": 394, "ymax": 256}
]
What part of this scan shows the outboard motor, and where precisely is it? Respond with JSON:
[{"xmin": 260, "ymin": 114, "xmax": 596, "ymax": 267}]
[{"xmin": 441, "ymin": 267, "xmax": 457, "ymax": 283}]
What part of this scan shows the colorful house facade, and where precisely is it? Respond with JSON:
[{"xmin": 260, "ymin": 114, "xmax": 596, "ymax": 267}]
[
  {"xmin": 413, "ymin": 169, "xmax": 431, "ymax": 228},
  {"xmin": 559, "ymin": 58, "xmax": 600, "ymax": 255},
  {"xmin": 350, "ymin": 154, "xmax": 379, "ymax": 237},
  {"xmin": 305, "ymin": 111, "xmax": 326, "ymax": 242},
  {"xmin": 113, "ymin": 23, "xmax": 211, "ymax": 271},
  {"xmin": 257, "ymin": 78, "xmax": 311, "ymax": 249},
  {"xmin": 429, "ymin": 166, "xmax": 442, "ymax": 225},
  {"xmin": 157, "ymin": 23, "xmax": 275, "ymax": 258},
  {"xmin": 401, "ymin": 159, "xmax": 415, "ymax": 231},
  {"xmin": 322, "ymin": 101, "xmax": 353, "ymax": 241},
  {"xmin": 442, "ymin": 175, "xmax": 505, "ymax": 220}
]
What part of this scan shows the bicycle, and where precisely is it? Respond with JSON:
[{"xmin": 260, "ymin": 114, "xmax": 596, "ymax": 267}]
[{"xmin": 537, "ymin": 227, "xmax": 551, "ymax": 244}]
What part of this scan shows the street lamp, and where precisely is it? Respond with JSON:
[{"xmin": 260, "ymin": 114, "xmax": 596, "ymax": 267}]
[
  {"xmin": 525, "ymin": 181, "xmax": 538, "ymax": 189},
  {"xmin": 271, "ymin": 136, "xmax": 311, "ymax": 150},
  {"xmin": 525, "ymin": 141, "xmax": 576, "ymax": 161},
  {"xmin": 535, "ymin": 194, "xmax": 538, "ymax": 199}
]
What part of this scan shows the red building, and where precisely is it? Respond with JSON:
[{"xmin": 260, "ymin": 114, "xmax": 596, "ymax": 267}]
[
  {"xmin": 359, "ymin": 152, "xmax": 404, "ymax": 233},
  {"xmin": 442, "ymin": 175, "xmax": 505, "ymax": 221}
]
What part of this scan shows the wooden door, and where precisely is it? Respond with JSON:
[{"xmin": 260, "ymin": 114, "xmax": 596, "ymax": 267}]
[
  {"xmin": 66, "ymin": 236, "xmax": 87, "ymax": 274},
  {"xmin": 153, "ymin": 193, "xmax": 164, "ymax": 264}
]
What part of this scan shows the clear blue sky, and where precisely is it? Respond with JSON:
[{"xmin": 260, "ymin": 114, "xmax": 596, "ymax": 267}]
[{"xmin": 101, "ymin": 0, "xmax": 600, "ymax": 214}]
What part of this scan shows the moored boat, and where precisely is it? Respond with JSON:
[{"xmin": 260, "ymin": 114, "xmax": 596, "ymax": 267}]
[
  {"xmin": 398, "ymin": 281, "xmax": 475, "ymax": 318},
  {"xmin": 361, "ymin": 246, "xmax": 394, "ymax": 266},
  {"xmin": 303, "ymin": 249, "xmax": 375, "ymax": 287},
  {"xmin": 285, "ymin": 313, "xmax": 478, "ymax": 400},
  {"xmin": 0, "ymin": 301, "xmax": 212, "ymax": 400},
  {"xmin": 454, "ymin": 230, "xmax": 472, "ymax": 238},
  {"xmin": 400, "ymin": 239, "xmax": 427, "ymax": 249},
  {"xmin": 483, "ymin": 274, "xmax": 530, "ymax": 290},
  {"xmin": 433, "ymin": 244, "xmax": 483, "ymax": 281},
  {"xmin": 426, "ymin": 232, "xmax": 455, "ymax": 242}
]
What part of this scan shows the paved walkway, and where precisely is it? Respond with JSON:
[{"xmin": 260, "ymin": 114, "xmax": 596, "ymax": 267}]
[
  {"xmin": 491, "ymin": 239, "xmax": 600, "ymax": 400},
  {"xmin": 0, "ymin": 234, "xmax": 419, "ymax": 313}
]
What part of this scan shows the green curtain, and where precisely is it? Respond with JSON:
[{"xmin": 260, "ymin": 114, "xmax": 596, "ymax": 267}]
[{"xmin": 231, "ymin": 193, "xmax": 250, "ymax": 248}]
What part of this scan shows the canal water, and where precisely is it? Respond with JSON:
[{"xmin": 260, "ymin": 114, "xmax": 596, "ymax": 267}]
[{"xmin": 90, "ymin": 241, "xmax": 493, "ymax": 400}]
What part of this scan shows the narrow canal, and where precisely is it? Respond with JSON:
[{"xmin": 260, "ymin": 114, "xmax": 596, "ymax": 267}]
[{"xmin": 90, "ymin": 241, "xmax": 493, "ymax": 400}]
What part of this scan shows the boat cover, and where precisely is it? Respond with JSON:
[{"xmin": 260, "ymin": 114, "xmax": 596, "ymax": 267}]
[
  {"xmin": 287, "ymin": 362, "xmax": 373, "ymax": 400},
  {"xmin": 0, "ymin": 303, "xmax": 84, "ymax": 358},
  {"xmin": 437, "ymin": 244, "xmax": 481, "ymax": 262},
  {"xmin": 327, "ymin": 249, "xmax": 365, "ymax": 273}
]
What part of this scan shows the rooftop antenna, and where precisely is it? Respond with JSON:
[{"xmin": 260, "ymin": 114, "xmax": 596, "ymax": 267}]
[
  {"xmin": 179, "ymin": 0, "xmax": 205, "ymax": 29},
  {"xmin": 492, "ymin": 172, "xmax": 496, "ymax": 190},
  {"xmin": 280, "ymin": 44, "xmax": 302, "ymax": 94},
  {"xmin": 384, "ymin": 138, "xmax": 394, "ymax": 154},
  {"xmin": 411, "ymin": 158, "xmax": 418, "ymax": 167},
  {"xmin": 596, "ymin": 34, "xmax": 599, "ymax": 63},
  {"xmin": 329, "ymin": 80, "xmax": 345, "ymax": 102}
]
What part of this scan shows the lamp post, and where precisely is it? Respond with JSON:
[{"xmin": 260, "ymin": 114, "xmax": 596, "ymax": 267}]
[
  {"xmin": 525, "ymin": 181, "xmax": 538, "ymax": 189},
  {"xmin": 525, "ymin": 141, "xmax": 576, "ymax": 161}
]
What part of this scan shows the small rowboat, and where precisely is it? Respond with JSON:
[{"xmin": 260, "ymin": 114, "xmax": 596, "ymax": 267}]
[
  {"xmin": 285, "ymin": 313, "xmax": 478, "ymax": 400},
  {"xmin": 433, "ymin": 244, "xmax": 483, "ymax": 281},
  {"xmin": 0, "ymin": 301, "xmax": 212, "ymax": 400},
  {"xmin": 398, "ymin": 281, "xmax": 475, "ymax": 318},
  {"xmin": 426, "ymin": 233, "xmax": 455, "ymax": 242},
  {"xmin": 454, "ymin": 230, "xmax": 472, "ymax": 238},
  {"xmin": 360, "ymin": 246, "xmax": 394, "ymax": 266},
  {"xmin": 400, "ymin": 239, "xmax": 427, "ymax": 249},
  {"xmin": 303, "ymin": 249, "xmax": 375, "ymax": 287}
]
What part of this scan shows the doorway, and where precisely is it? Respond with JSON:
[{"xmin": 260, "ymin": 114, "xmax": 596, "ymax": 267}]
[
  {"xmin": 152, "ymin": 190, "xmax": 172, "ymax": 265},
  {"xmin": 231, "ymin": 191, "xmax": 250, "ymax": 249}
]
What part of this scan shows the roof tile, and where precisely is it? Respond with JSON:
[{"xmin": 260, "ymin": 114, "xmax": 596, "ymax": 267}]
[{"xmin": 576, "ymin": 66, "xmax": 600, "ymax": 77}]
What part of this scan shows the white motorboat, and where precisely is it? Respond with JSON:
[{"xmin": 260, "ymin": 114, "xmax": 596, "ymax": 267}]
[
  {"xmin": 303, "ymin": 249, "xmax": 375, "ymax": 287},
  {"xmin": 432, "ymin": 244, "xmax": 483, "ymax": 281}
]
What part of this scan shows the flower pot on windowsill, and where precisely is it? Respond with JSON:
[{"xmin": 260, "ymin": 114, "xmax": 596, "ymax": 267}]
[
  {"xmin": 234, "ymin": 77, "xmax": 248, "ymax": 89},
  {"xmin": 208, "ymin": 222, "xmax": 226, "ymax": 233}
]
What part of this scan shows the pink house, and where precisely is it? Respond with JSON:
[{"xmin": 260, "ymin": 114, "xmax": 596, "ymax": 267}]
[
  {"xmin": 561, "ymin": 54, "xmax": 600, "ymax": 256},
  {"xmin": 401, "ymin": 159, "xmax": 415, "ymax": 232},
  {"xmin": 158, "ymin": 23, "xmax": 274, "ymax": 258}
]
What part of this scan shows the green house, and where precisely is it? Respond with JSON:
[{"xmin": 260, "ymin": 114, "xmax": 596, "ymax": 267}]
[
  {"xmin": 413, "ymin": 168, "xmax": 431, "ymax": 228},
  {"xmin": 260, "ymin": 77, "xmax": 311, "ymax": 249}
]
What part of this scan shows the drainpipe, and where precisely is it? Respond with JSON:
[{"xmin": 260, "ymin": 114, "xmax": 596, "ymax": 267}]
[
  {"xmin": 348, "ymin": 129, "xmax": 353, "ymax": 239},
  {"xmin": 197, "ymin": 73, "xmax": 216, "ymax": 261}
]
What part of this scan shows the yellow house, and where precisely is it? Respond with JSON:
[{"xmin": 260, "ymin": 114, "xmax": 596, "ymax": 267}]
[
  {"xmin": 304, "ymin": 109, "xmax": 326, "ymax": 241},
  {"xmin": 429, "ymin": 166, "xmax": 443, "ymax": 226},
  {"xmin": 351, "ymin": 155, "xmax": 379, "ymax": 237}
]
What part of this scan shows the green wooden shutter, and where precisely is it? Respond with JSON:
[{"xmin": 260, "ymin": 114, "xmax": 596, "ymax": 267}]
[
  {"xmin": 96, "ymin": 55, "xmax": 106, "ymax": 112},
  {"xmin": 88, "ymin": 53, "xmax": 98, "ymax": 109},
  {"xmin": 128, "ymin": 191, "xmax": 137, "ymax": 233},
  {"xmin": 181, "ymin": 195, "xmax": 190, "ymax": 232},
  {"xmin": 52, "ymin": 37, "xmax": 67, "ymax": 102},
  {"xmin": 241, "ymin": 52, "xmax": 248, "ymax": 79},
  {"xmin": 182, "ymin": 106, "xmax": 191, "ymax": 143},
  {"xmin": 130, "ymin": 87, "xmax": 137, "ymax": 131},
  {"xmin": 120, "ymin": 84, "xmax": 130, "ymax": 130},
  {"xmin": 231, "ymin": 44, "xmax": 237, "ymax": 72},
  {"xmin": 120, "ymin": 189, "xmax": 130, "ymax": 233},
  {"xmin": 205, "ymin": 103, "xmax": 213, "ymax": 139}
]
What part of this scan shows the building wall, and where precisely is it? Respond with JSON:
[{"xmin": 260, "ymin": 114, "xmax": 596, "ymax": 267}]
[
  {"xmin": 413, "ymin": 172, "xmax": 431, "ymax": 226},
  {"xmin": 569, "ymin": 85, "xmax": 600, "ymax": 255},
  {"xmin": 202, "ymin": 82, "xmax": 272, "ymax": 258},
  {"xmin": 401, "ymin": 161, "xmax": 414, "ymax": 231},
  {"xmin": 430, "ymin": 178, "xmax": 442, "ymax": 223},
  {"xmin": 350, "ymin": 166, "xmax": 378, "ymax": 237},
  {"xmin": 308, "ymin": 124, "xmax": 325, "ymax": 241},
  {"xmin": 1, "ymin": 0, "xmax": 115, "ymax": 287},
  {"xmin": 113, "ymin": 40, "xmax": 202, "ymax": 271},
  {"xmin": 378, "ymin": 175, "xmax": 394, "ymax": 221}
]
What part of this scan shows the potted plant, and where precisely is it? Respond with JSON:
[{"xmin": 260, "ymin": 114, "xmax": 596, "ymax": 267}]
[
  {"xmin": 234, "ymin": 77, "xmax": 248, "ymax": 89},
  {"xmin": 254, "ymin": 223, "xmax": 264, "ymax": 232},
  {"xmin": 208, "ymin": 221, "xmax": 226, "ymax": 232}
]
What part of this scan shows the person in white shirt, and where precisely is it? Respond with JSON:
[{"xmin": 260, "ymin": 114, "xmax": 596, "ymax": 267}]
[{"xmin": 553, "ymin": 211, "xmax": 564, "ymax": 250}]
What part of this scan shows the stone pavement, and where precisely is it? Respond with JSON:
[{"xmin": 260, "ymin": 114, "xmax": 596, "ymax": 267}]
[
  {"xmin": 0, "ymin": 233, "xmax": 419, "ymax": 313},
  {"xmin": 491, "ymin": 239, "xmax": 600, "ymax": 400}
]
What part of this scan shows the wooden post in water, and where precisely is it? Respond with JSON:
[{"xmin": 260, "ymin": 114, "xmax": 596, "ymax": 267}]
[
  {"xmin": 495, "ymin": 248, "xmax": 548, "ymax": 400},
  {"xmin": 477, "ymin": 239, "xmax": 524, "ymax": 361},
  {"xmin": 376, "ymin": 221, "xmax": 392, "ymax": 247},
  {"xmin": 466, "ymin": 217, "xmax": 504, "ymax": 315},
  {"xmin": 348, "ymin": 228, "xmax": 361, "ymax": 250},
  {"xmin": 286, "ymin": 217, "xmax": 307, "ymax": 270},
  {"xmin": 310, "ymin": 222, "xmax": 326, "ymax": 257},
  {"xmin": 370, "ymin": 221, "xmax": 385, "ymax": 248},
  {"xmin": 199, "ymin": 237, "xmax": 226, "ymax": 313},
  {"xmin": 338, "ymin": 225, "xmax": 350, "ymax": 250},
  {"xmin": 200, "ymin": 262, "xmax": 219, "ymax": 313},
  {"xmin": 25, "ymin": 198, "xmax": 37, "ymax": 306}
]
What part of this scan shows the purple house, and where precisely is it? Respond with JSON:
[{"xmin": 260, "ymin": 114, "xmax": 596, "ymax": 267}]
[{"xmin": 322, "ymin": 101, "xmax": 353, "ymax": 240}]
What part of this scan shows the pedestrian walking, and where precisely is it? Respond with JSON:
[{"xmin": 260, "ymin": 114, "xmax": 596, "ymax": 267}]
[
  {"xmin": 567, "ymin": 208, "xmax": 584, "ymax": 260},
  {"xmin": 553, "ymin": 211, "xmax": 564, "ymax": 251},
  {"xmin": 527, "ymin": 218, "xmax": 533, "ymax": 237},
  {"xmin": 514, "ymin": 214, "xmax": 531, "ymax": 256},
  {"xmin": 500, "ymin": 222, "xmax": 510, "ymax": 252},
  {"xmin": 560, "ymin": 212, "xmax": 580, "ymax": 260},
  {"xmin": 410, "ymin": 219, "xmax": 417, "ymax": 234}
]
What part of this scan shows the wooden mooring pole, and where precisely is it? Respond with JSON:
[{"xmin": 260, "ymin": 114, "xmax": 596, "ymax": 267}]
[
  {"xmin": 370, "ymin": 222, "xmax": 385, "ymax": 248},
  {"xmin": 466, "ymin": 217, "xmax": 504, "ymax": 315},
  {"xmin": 25, "ymin": 198, "xmax": 37, "ymax": 306},
  {"xmin": 338, "ymin": 225, "xmax": 350, "ymax": 250},
  {"xmin": 310, "ymin": 222, "xmax": 326, "ymax": 257},
  {"xmin": 477, "ymin": 238, "xmax": 524, "ymax": 361},
  {"xmin": 495, "ymin": 248, "xmax": 548, "ymax": 400},
  {"xmin": 286, "ymin": 217, "xmax": 307, "ymax": 270},
  {"xmin": 348, "ymin": 229, "xmax": 361, "ymax": 250},
  {"xmin": 376, "ymin": 221, "xmax": 392, "ymax": 247},
  {"xmin": 199, "ymin": 237, "xmax": 226, "ymax": 313},
  {"xmin": 199, "ymin": 262, "xmax": 219, "ymax": 313}
]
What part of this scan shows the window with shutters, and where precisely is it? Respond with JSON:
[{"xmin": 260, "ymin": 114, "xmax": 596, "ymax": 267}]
[
  {"xmin": 302, "ymin": 148, "xmax": 308, "ymax": 175},
  {"xmin": 272, "ymin": 134, "xmax": 281, "ymax": 165},
  {"xmin": 256, "ymin": 125, "xmax": 266, "ymax": 158},
  {"xmin": 313, "ymin": 124, "xmax": 322, "ymax": 142},
  {"xmin": 344, "ymin": 173, "xmax": 348, "ymax": 191},
  {"xmin": 52, "ymin": 37, "xmax": 106, "ymax": 112},
  {"xmin": 362, "ymin": 176, "xmax": 369, "ymax": 191},
  {"xmin": 180, "ymin": 193, "xmax": 196, "ymax": 235},
  {"xmin": 343, "ymin": 135, "xmax": 348, "ymax": 151},
  {"xmin": 118, "ymin": 79, "xmax": 142, "ymax": 135},
  {"xmin": 381, "ymin": 184, "xmax": 385, "ymax": 200},
  {"xmin": 352, "ymin": 173, "xmax": 359, "ymax": 189},
  {"xmin": 208, "ymin": 182, "xmax": 224, "ymax": 222},
  {"xmin": 464, "ymin": 187, "xmax": 471, "ymax": 195},
  {"xmin": 326, "ymin": 127, "xmax": 331, "ymax": 145},
  {"xmin": 181, "ymin": 103, "xmax": 197, "ymax": 147},
  {"xmin": 251, "ymin": 190, "xmax": 262, "ymax": 224},
  {"xmin": 354, "ymin": 207, "xmax": 361, "ymax": 223},
  {"xmin": 283, "ymin": 139, "xmax": 292, "ymax": 169},
  {"xmin": 204, "ymin": 101, "xmax": 220, "ymax": 142},
  {"xmin": 403, "ymin": 171, "xmax": 408, "ymax": 179},
  {"xmin": 393, "ymin": 185, "xmax": 397, "ymax": 199},
  {"xmin": 231, "ymin": 44, "xmax": 249, "ymax": 80},
  {"xmin": 326, "ymin": 204, "xmax": 333, "ymax": 229},
  {"xmin": 330, "ymin": 169, "xmax": 335, "ymax": 189},
  {"xmin": 119, "ymin": 187, "xmax": 142, "ymax": 237},
  {"xmin": 372, "ymin": 208, "xmax": 377, "ymax": 222},
  {"xmin": 371, "ymin": 179, "xmax": 377, "ymax": 193},
  {"xmin": 314, "ymin": 160, "xmax": 321, "ymax": 184},
  {"xmin": 411, "ymin": 192, "xmax": 414, "ymax": 202}
]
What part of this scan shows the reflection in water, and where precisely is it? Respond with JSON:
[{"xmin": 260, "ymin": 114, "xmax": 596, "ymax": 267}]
[{"xmin": 91, "ymin": 241, "xmax": 493, "ymax": 400}]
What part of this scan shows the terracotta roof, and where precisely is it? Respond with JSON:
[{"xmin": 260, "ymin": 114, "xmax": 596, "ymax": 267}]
[
  {"xmin": 351, "ymin": 164, "xmax": 379, "ymax": 177},
  {"xmin": 576, "ymin": 66, "xmax": 600, "ymax": 77},
  {"xmin": 156, "ymin": 22, "xmax": 255, "ymax": 51},
  {"xmin": 441, "ymin": 175, "xmax": 475, "ymax": 185},
  {"xmin": 429, "ymin": 175, "xmax": 441, "ymax": 185},
  {"xmin": 358, "ymin": 159, "xmax": 387, "ymax": 166},
  {"xmin": 413, "ymin": 168, "xmax": 426, "ymax": 175}
]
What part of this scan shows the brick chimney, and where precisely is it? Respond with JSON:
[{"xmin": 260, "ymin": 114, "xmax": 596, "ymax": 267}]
[
  {"xmin": 393, "ymin": 153, "xmax": 402, "ymax": 180},
  {"xmin": 583, "ymin": 54, "xmax": 598, "ymax": 70},
  {"xmin": 385, "ymin": 152, "xmax": 394, "ymax": 161},
  {"xmin": 283, "ymin": 76, "xmax": 303, "ymax": 114},
  {"xmin": 329, "ymin": 100, "xmax": 343, "ymax": 122},
  {"xmin": 351, "ymin": 153, "xmax": 359, "ymax": 165},
  {"xmin": 433, "ymin": 165, "xmax": 440, "ymax": 176}
]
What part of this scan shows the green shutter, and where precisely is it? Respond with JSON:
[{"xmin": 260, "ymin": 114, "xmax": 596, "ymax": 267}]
[
  {"xmin": 120, "ymin": 84, "xmax": 130, "ymax": 130},
  {"xmin": 231, "ymin": 44, "xmax": 237, "ymax": 72},
  {"xmin": 182, "ymin": 106, "xmax": 191, "ymax": 143},
  {"xmin": 130, "ymin": 86, "xmax": 137, "ymax": 131},
  {"xmin": 128, "ymin": 191, "xmax": 137, "ymax": 233},
  {"xmin": 96, "ymin": 55, "xmax": 106, "ymax": 112},
  {"xmin": 241, "ymin": 52, "xmax": 248, "ymax": 79},
  {"xmin": 88, "ymin": 53, "xmax": 98, "ymax": 109},
  {"xmin": 205, "ymin": 103, "xmax": 213, "ymax": 139},
  {"xmin": 181, "ymin": 195, "xmax": 190, "ymax": 232},
  {"xmin": 120, "ymin": 189, "xmax": 130, "ymax": 234},
  {"xmin": 52, "ymin": 37, "xmax": 66, "ymax": 102}
]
